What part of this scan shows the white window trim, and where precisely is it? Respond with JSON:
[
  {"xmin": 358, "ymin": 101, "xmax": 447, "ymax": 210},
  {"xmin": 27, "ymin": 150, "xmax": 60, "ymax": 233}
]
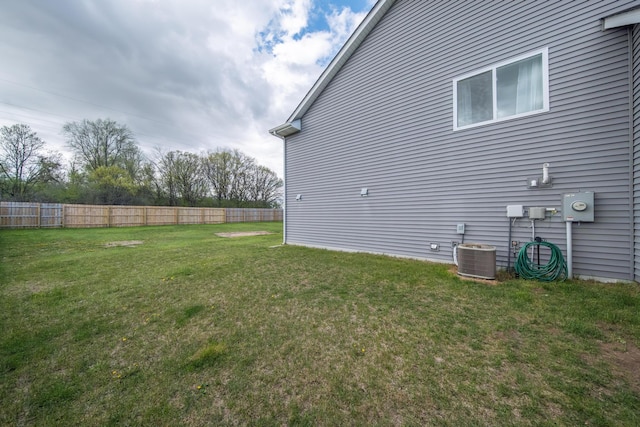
[{"xmin": 453, "ymin": 48, "xmax": 549, "ymax": 131}]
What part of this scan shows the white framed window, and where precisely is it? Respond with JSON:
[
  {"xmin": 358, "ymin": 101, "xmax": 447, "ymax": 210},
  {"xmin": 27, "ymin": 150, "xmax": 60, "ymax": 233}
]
[{"xmin": 453, "ymin": 48, "xmax": 549, "ymax": 130}]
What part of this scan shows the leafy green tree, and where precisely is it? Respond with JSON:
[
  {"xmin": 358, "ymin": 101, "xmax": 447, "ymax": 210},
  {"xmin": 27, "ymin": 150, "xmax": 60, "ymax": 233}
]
[
  {"xmin": 87, "ymin": 165, "xmax": 137, "ymax": 205},
  {"xmin": 62, "ymin": 118, "xmax": 150, "ymax": 205},
  {"xmin": 63, "ymin": 162, "xmax": 87, "ymax": 203}
]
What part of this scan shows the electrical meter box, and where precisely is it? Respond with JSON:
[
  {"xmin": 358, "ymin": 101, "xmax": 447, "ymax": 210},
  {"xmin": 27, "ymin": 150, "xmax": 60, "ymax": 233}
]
[{"xmin": 562, "ymin": 192, "xmax": 595, "ymax": 222}]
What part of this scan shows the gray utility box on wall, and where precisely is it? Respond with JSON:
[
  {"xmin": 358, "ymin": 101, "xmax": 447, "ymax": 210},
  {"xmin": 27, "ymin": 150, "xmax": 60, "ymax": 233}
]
[
  {"xmin": 562, "ymin": 191, "xmax": 595, "ymax": 222},
  {"xmin": 528, "ymin": 207, "xmax": 546, "ymax": 220}
]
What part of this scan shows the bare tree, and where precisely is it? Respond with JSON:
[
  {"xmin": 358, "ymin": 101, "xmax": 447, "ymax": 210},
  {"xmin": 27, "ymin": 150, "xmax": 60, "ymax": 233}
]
[
  {"xmin": 248, "ymin": 165, "xmax": 283, "ymax": 207},
  {"xmin": 227, "ymin": 150, "xmax": 253, "ymax": 202},
  {"xmin": 173, "ymin": 151, "xmax": 207, "ymax": 206},
  {"xmin": 202, "ymin": 149, "xmax": 233, "ymax": 202},
  {"xmin": 155, "ymin": 150, "xmax": 179, "ymax": 206},
  {"xmin": 203, "ymin": 148, "xmax": 254, "ymax": 202},
  {"xmin": 62, "ymin": 118, "xmax": 140, "ymax": 172},
  {"xmin": 155, "ymin": 150, "xmax": 207, "ymax": 206},
  {"xmin": 0, "ymin": 124, "xmax": 60, "ymax": 200},
  {"xmin": 203, "ymin": 148, "xmax": 282, "ymax": 207}
]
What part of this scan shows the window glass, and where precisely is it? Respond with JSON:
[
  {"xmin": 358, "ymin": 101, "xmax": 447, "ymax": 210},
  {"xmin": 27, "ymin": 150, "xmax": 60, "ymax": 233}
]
[
  {"xmin": 453, "ymin": 49, "xmax": 547, "ymax": 130},
  {"xmin": 456, "ymin": 70, "xmax": 492, "ymax": 127},
  {"xmin": 496, "ymin": 54, "xmax": 543, "ymax": 118}
]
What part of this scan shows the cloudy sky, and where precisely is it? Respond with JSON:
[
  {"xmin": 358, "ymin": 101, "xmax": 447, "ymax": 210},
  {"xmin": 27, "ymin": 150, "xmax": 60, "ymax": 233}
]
[{"xmin": 0, "ymin": 0, "xmax": 376, "ymax": 177}]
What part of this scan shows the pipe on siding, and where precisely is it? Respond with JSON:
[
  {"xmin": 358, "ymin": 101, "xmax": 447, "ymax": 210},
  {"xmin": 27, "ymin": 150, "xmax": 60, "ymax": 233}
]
[
  {"xmin": 627, "ymin": 26, "xmax": 636, "ymax": 281},
  {"xmin": 283, "ymin": 137, "xmax": 287, "ymax": 244},
  {"xmin": 566, "ymin": 221, "xmax": 573, "ymax": 279},
  {"xmin": 269, "ymin": 131, "xmax": 287, "ymax": 245}
]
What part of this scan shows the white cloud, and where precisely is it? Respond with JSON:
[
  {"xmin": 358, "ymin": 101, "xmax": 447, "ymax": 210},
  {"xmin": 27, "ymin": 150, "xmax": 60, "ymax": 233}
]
[
  {"xmin": 327, "ymin": 6, "xmax": 368, "ymax": 41},
  {"xmin": 0, "ymin": 0, "xmax": 372, "ymax": 178},
  {"xmin": 278, "ymin": 0, "xmax": 313, "ymax": 36},
  {"xmin": 271, "ymin": 32, "xmax": 333, "ymax": 66},
  {"xmin": 258, "ymin": 3, "xmax": 368, "ymax": 125}
]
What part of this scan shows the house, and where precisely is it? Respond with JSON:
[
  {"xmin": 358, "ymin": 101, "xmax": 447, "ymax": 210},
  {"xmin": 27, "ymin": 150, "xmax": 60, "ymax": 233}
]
[{"xmin": 270, "ymin": 0, "xmax": 640, "ymax": 283}]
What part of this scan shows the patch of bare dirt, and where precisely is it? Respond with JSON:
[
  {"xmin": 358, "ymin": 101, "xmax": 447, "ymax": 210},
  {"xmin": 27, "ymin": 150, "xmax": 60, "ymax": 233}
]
[
  {"xmin": 215, "ymin": 231, "xmax": 272, "ymax": 238},
  {"xmin": 599, "ymin": 340, "xmax": 640, "ymax": 393},
  {"xmin": 448, "ymin": 266, "xmax": 498, "ymax": 285},
  {"xmin": 104, "ymin": 240, "xmax": 144, "ymax": 248}
]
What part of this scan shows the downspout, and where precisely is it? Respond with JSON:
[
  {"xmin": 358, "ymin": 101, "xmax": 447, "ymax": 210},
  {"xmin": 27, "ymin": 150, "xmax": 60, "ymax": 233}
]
[
  {"xmin": 627, "ymin": 26, "xmax": 635, "ymax": 281},
  {"xmin": 269, "ymin": 130, "xmax": 287, "ymax": 245},
  {"xmin": 282, "ymin": 136, "xmax": 287, "ymax": 245}
]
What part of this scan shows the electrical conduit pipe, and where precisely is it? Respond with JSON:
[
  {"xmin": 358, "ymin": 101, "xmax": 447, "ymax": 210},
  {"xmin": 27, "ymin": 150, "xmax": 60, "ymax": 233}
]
[{"xmin": 566, "ymin": 221, "xmax": 573, "ymax": 279}]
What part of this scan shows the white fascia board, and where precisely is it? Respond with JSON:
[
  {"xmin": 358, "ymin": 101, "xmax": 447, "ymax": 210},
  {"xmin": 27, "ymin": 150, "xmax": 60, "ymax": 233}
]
[
  {"xmin": 286, "ymin": 0, "xmax": 396, "ymax": 123},
  {"xmin": 269, "ymin": 119, "xmax": 301, "ymax": 138},
  {"xmin": 603, "ymin": 7, "xmax": 640, "ymax": 29}
]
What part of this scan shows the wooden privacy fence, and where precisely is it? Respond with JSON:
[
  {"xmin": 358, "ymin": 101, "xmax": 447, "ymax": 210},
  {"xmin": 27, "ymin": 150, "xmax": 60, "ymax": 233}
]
[{"xmin": 0, "ymin": 202, "xmax": 283, "ymax": 229}]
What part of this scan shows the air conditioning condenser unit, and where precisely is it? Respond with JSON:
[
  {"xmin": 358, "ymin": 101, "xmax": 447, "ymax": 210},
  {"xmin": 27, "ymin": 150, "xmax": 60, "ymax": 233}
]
[{"xmin": 457, "ymin": 243, "xmax": 496, "ymax": 280}]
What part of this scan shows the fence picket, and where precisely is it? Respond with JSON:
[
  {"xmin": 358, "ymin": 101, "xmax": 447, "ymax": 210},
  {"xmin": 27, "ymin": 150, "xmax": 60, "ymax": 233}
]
[{"xmin": 0, "ymin": 202, "xmax": 282, "ymax": 229}]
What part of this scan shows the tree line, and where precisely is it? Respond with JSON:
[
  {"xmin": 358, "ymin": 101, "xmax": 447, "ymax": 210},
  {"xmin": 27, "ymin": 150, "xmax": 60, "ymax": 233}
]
[{"xmin": 0, "ymin": 119, "xmax": 282, "ymax": 207}]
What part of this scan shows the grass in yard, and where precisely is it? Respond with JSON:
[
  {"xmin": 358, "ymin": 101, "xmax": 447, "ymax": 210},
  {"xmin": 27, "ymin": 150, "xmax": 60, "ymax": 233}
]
[{"xmin": 1, "ymin": 222, "xmax": 639, "ymax": 426}]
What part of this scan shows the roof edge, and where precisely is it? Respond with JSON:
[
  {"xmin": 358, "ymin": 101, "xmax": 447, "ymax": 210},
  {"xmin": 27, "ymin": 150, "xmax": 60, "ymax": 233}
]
[
  {"xmin": 602, "ymin": 6, "xmax": 640, "ymax": 29},
  {"xmin": 268, "ymin": 119, "xmax": 301, "ymax": 138},
  {"xmin": 286, "ymin": 0, "xmax": 396, "ymax": 123}
]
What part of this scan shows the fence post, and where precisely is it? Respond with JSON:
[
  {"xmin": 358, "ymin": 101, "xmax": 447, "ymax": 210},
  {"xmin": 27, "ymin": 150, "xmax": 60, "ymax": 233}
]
[{"xmin": 37, "ymin": 203, "xmax": 41, "ymax": 228}]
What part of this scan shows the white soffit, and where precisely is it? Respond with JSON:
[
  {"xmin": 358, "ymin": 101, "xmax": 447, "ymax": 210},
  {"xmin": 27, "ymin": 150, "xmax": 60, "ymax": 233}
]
[
  {"xmin": 603, "ymin": 7, "xmax": 640, "ymax": 29},
  {"xmin": 269, "ymin": 119, "xmax": 301, "ymax": 137}
]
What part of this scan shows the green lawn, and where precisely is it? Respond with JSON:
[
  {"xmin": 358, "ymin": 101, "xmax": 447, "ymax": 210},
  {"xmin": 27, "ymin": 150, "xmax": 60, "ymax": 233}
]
[{"xmin": 1, "ymin": 223, "xmax": 639, "ymax": 426}]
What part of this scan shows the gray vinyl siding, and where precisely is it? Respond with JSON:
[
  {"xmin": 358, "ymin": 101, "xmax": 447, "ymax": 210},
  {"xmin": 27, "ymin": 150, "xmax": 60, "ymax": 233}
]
[
  {"xmin": 285, "ymin": 0, "xmax": 637, "ymax": 281},
  {"xmin": 633, "ymin": 23, "xmax": 640, "ymax": 281}
]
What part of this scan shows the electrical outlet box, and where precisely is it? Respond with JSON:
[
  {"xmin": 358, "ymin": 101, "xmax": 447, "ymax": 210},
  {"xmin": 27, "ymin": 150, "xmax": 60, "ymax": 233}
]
[
  {"xmin": 562, "ymin": 192, "xmax": 595, "ymax": 222},
  {"xmin": 528, "ymin": 207, "xmax": 546, "ymax": 220},
  {"xmin": 506, "ymin": 205, "xmax": 524, "ymax": 218},
  {"xmin": 456, "ymin": 223, "xmax": 465, "ymax": 234}
]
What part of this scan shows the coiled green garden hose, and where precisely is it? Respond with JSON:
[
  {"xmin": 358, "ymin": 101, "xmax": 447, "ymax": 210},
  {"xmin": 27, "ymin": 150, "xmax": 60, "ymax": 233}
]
[{"xmin": 514, "ymin": 241, "xmax": 567, "ymax": 282}]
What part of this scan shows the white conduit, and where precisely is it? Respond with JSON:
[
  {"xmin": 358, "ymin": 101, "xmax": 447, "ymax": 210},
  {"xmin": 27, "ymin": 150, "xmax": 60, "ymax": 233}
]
[
  {"xmin": 566, "ymin": 221, "xmax": 573, "ymax": 279},
  {"xmin": 531, "ymin": 220, "xmax": 536, "ymax": 259}
]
